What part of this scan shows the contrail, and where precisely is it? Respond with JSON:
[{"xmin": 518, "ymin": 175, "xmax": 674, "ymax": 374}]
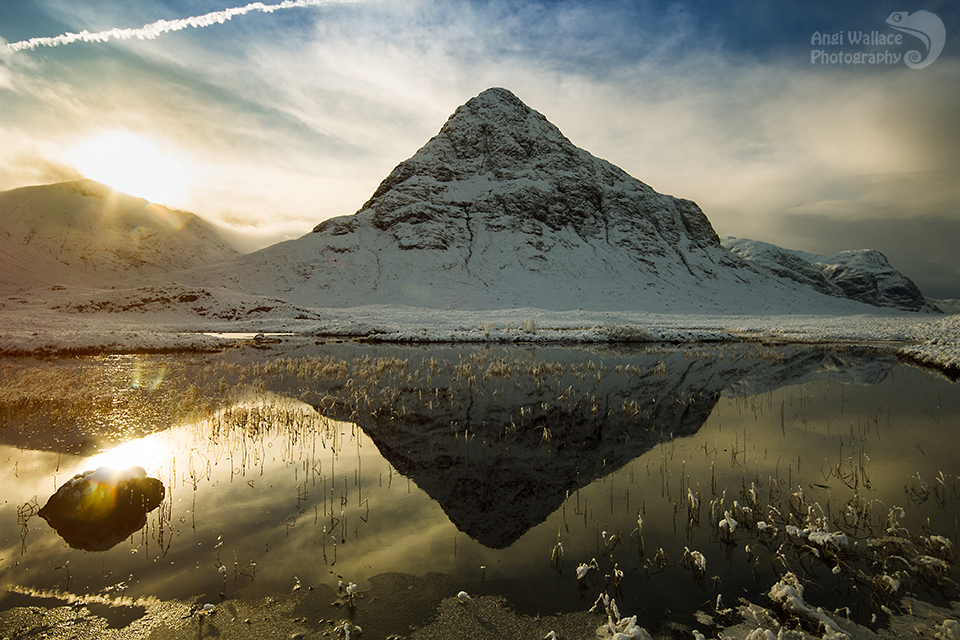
[{"xmin": 4, "ymin": 0, "xmax": 353, "ymax": 52}]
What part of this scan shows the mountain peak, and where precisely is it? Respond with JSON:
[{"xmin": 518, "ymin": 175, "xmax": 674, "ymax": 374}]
[
  {"xmin": 466, "ymin": 86, "xmax": 528, "ymax": 109},
  {"xmin": 339, "ymin": 87, "xmax": 645, "ymax": 233},
  {"xmin": 428, "ymin": 87, "xmax": 578, "ymax": 175},
  {"xmin": 447, "ymin": 87, "xmax": 543, "ymax": 129}
]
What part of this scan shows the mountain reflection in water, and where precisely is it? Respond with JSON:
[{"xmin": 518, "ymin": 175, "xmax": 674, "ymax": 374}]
[{"xmin": 296, "ymin": 344, "xmax": 895, "ymax": 548}]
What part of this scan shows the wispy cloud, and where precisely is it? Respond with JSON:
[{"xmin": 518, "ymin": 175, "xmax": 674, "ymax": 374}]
[
  {"xmin": 3, "ymin": 0, "xmax": 355, "ymax": 52},
  {"xmin": 0, "ymin": 127, "xmax": 82, "ymax": 191}
]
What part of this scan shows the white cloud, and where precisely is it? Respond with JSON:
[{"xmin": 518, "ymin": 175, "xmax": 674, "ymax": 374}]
[{"xmin": 3, "ymin": 0, "xmax": 359, "ymax": 52}]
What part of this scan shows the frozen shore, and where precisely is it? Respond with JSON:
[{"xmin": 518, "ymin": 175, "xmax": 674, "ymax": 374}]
[
  {"xmin": 3, "ymin": 576, "xmax": 959, "ymax": 640},
  {"xmin": 0, "ymin": 298, "xmax": 957, "ymax": 377}
]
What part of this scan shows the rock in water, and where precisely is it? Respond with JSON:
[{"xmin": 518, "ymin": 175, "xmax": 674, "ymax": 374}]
[{"xmin": 38, "ymin": 466, "xmax": 165, "ymax": 551}]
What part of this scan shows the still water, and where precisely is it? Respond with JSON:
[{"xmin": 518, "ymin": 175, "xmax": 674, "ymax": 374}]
[{"xmin": 1, "ymin": 341, "xmax": 958, "ymax": 635}]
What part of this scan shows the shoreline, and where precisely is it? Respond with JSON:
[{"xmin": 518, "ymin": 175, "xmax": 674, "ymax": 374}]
[
  {"xmin": 1, "ymin": 320, "xmax": 956, "ymax": 380},
  {"xmin": 3, "ymin": 572, "xmax": 959, "ymax": 640}
]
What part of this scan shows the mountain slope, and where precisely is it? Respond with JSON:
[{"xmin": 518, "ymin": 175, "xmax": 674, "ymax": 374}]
[
  {"xmin": 180, "ymin": 88, "xmax": 890, "ymax": 314},
  {"xmin": 723, "ymin": 237, "xmax": 940, "ymax": 313},
  {"xmin": 0, "ymin": 180, "xmax": 237, "ymax": 290}
]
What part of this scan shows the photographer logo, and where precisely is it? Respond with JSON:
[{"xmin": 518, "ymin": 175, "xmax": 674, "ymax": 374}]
[{"xmin": 810, "ymin": 10, "xmax": 945, "ymax": 68}]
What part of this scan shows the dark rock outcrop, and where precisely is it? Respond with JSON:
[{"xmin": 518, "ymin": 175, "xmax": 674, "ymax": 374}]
[{"xmin": 38, "ymin": 466, "xmax": 165, "ymax": 551}]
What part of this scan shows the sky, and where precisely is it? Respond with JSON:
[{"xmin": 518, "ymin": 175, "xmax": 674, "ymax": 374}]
[{"xmin": 1, "ymin": 0, "xmax": 959, "ymax": 299}]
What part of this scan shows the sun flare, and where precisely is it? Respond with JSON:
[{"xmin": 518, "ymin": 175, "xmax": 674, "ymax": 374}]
[
  {"xmin": 81, "ymin": 435, "xmax": 169, "ymax": 477},
  {"xmin": 69, "ymin": 131, "xmax": 184, "ymax": 205}
]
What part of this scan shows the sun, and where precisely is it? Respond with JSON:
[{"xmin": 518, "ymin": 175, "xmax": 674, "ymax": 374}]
[{"xmin": 69, "ymin": 131, "xmax": 184, "ymax": 205}]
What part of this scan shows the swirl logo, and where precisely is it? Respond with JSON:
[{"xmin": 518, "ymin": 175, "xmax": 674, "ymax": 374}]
[{"xmin": 886, "ymin": 11, "xmax": 946, "ymax": 69}]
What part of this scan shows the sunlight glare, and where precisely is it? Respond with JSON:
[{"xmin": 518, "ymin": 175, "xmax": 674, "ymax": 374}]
[
  {"xmin": 70, "ymin": 131, "xmax": 184, "ymax": 205},
  {"xmin": 82, "ymin": 436, "xmax": 167, "ymax": 477}
]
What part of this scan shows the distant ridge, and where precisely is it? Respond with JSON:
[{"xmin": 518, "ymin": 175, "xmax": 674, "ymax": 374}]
[
  {"xmin": 723, "ymin": 238, "xmax": 940, "ymax": 313},
  {"xmin": 0, "ymin": 180, "xmax": 237, "ymax": 290}
]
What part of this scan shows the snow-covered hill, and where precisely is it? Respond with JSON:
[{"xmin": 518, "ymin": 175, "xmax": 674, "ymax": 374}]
[
  {"xmin": 170, "ymin": 88, "xmax": 932, "ymax": 315},
  {"xmin": 0, "ymin": 180, "xmax": 237, "ymax": 291},
  {"xmin": 722, "ymin": 237, "xmax": 940, "ymax": 313}
]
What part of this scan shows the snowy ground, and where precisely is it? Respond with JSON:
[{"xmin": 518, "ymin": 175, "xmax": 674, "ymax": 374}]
[{"xmin": 1, "ymin": 290, "xmax": 957, "ymax": 377}]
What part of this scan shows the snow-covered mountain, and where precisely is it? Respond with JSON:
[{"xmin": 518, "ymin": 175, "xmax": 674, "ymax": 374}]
[
  {"xmin": 0, "ymin": 180, "xmax": 237, "ymax": 291},
  {"xmin": 722, "ymin": 237, "xmax": 940, "ymax": 313},
  {"xmin": 174, "ymin": 88, "xmax": 933, "ymax": 314},
  {"xmin": 305, "ymin": 86, "xmax": 741, "ymax": 309}
]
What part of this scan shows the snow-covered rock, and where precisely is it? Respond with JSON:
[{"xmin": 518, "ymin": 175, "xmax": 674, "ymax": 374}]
[
  {"xmin": 723, "ymin": 237, "xmax": 940, "ymax": 313},
  {"xmin": 931, "ymin": 299, "xmax": 960, "ymax": 315}
]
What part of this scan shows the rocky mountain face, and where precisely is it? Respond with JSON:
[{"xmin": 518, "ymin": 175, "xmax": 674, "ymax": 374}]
[
  {"xmin": 318, "ymin": 87, "xmax": 721, "ymax": 258},
  {"xmin": 0, "ymin": 180, "xmax": 237, "ymax": 291},
  {"xmin": 723, "ymin": 238, "xmax": 940, "ymax": 313},
  {"xmin": 301, "ymin": 87, "xmax": 756, "ymax": 310}
]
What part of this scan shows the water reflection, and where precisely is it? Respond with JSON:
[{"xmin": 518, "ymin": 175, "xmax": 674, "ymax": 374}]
[
  {"xmin": 1, "ymin": 343, "xmax": 957, "ymax": 634},
  {"xmin": 0, "ymin": 354, "xmax": 193, "ymax": 455},
  {"xmin": 38, "ymin": 466, "xmax": 165, "ymax": 552},
  {"xmin": 299, "ymin": 344, "xmax": 897, "ymax": 548}
]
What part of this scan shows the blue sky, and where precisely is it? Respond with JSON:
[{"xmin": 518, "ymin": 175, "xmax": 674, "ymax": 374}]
[{"xmin": 2, "ymin": 0, "xmax": 959, "ymax": 298}]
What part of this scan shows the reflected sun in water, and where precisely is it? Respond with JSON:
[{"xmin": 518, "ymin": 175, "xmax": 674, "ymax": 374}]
[
  {"xmin": 82, "ymin": 435, "xmax": 169, "ymax": 477},
  {"xmin": 39, "ymin": 465, "xmax": 166, "ymax": 552}
]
